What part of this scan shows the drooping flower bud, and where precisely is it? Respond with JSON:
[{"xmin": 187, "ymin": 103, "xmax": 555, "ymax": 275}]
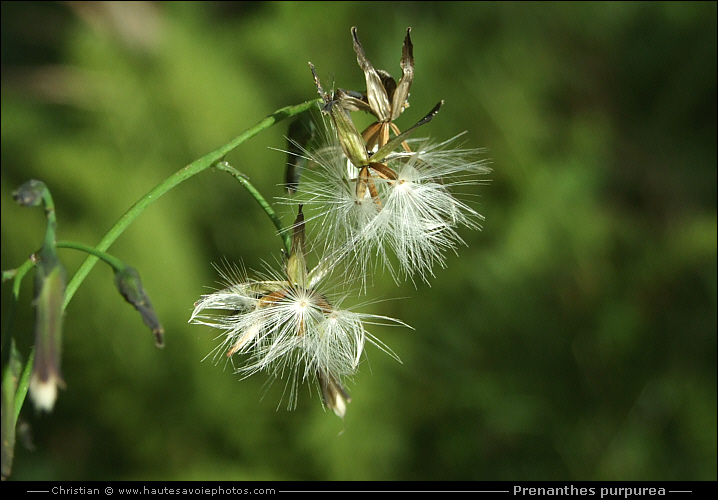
[
  {"xmin": 114, "ymin": 266, "xmax": 164, "ymax": 348},
  {"xmin": 28, "ymin": 249, "xmax": 66, "ymax": 412}
]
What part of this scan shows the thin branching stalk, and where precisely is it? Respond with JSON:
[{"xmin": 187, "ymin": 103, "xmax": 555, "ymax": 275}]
[
  {"xmin": 214, "ymin": 161, "xmax": 291, "ymax": 254},
  {"xmin": 56, "ymin": 241, "xmax": 125, "ymax": 271}
]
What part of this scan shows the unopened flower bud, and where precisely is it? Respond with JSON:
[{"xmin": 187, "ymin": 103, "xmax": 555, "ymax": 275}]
[
  {"xmin": 114, "ymin": 266, "xmax": 164, "ymax": 347},
  {"xmin": 29, "ymin": 250, "xmax": 66, "ymax": 412}
]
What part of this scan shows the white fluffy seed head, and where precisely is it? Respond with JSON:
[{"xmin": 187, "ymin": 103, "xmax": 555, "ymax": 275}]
[
  {"xmin": 189, "ymin": 260, "xmax": 404, "ymax": 412},
  {"xmin": 284, "ymin": 118, "xmax": 491, "ymax": 284}
]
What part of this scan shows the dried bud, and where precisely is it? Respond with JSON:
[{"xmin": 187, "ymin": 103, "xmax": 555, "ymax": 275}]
[{"xmin": 351, "ymin": 27, "xmax": 414, "ymax": 123}]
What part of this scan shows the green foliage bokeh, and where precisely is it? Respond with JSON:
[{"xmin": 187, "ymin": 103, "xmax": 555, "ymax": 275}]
[{"xmin": 1, "ymin": 1, "xmax": 715, "ymax": 481}]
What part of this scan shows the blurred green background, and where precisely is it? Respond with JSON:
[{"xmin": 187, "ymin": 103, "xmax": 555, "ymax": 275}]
[{"xmin": 1, "ymin": 1, "xmax": 715, "ymax": 481}]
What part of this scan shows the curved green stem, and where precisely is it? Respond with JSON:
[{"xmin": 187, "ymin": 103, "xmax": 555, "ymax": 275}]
[
  {"xmin": 57, "ymin": 241, "xmax": 125, "ymax": 272},
  {"xmin": 214, "ymin": 161, "xmax": 291, "ymax": 254},
  {"xmin": 15, "ymin": 347, "xmax": 33, "ymax": 422},
  {"xmin": 64, "ymin": 98, "xmax": 321, "ymax": 308},
  {"xmin": 41, "ymin": 187, "xmax": 58, "ymax": 252}
]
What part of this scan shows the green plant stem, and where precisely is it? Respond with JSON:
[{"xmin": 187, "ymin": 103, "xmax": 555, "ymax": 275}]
[
  {"xmin": 0, "ymin": 259, "xmax": 34, "ymax": 449},
  {"xmin": 2, "ymin": 101, "xmax": 320, "ymax": 436},
  {"xmin": 15, "ymin": 348, "xmax": 33, "ymax": 423},
  {"xmin": 214, "ymin": 161, "xmax": 291, "ymax": 254},
  {"xmin": 57, "ymin": 241, "xmax": 125, "ymax": 272},
  {"xmin": 64, "ymin": 98, "xmax": 321, "ymax": 308}
]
